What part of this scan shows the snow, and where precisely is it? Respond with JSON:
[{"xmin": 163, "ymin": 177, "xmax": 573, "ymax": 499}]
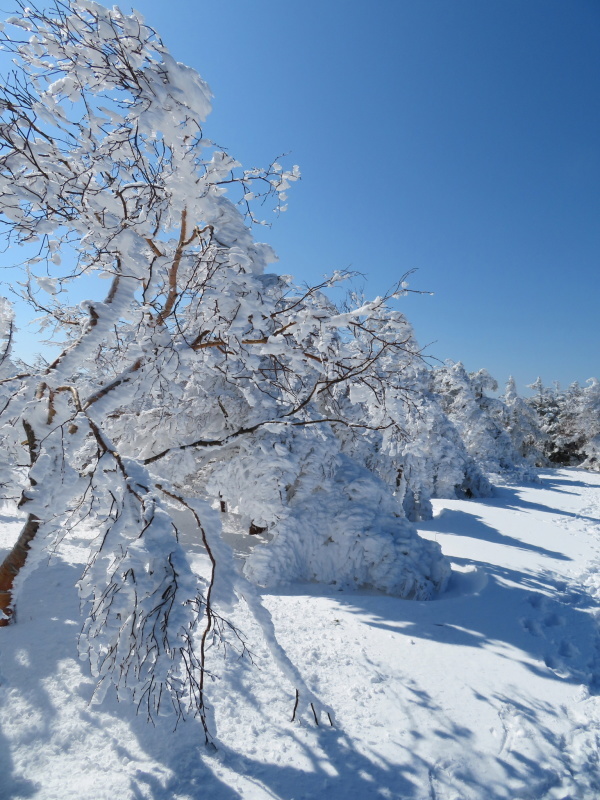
[{"xmin": 2, "ymin": 467, "xmax": 600, "ymax": 799}]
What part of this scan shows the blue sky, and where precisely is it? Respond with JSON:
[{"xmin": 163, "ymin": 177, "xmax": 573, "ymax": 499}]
[{"xmin": 2, "ymin": 0, "xmax": 599, "ymax": 394}]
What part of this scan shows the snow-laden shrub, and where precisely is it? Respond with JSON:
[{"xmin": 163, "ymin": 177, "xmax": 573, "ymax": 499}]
[
  {"xmin": 396, "ymin": 390, "xmax": 493, "ymax": 512},
  {"xmin": 198, "ymin": 422, "xmax": 449, "ymax": 597},
  {"xmin": 244, "ymin": 453, "xmax": 450, "ymax": 598},
  {"xmin": 322, "ymin": 328, "xmax": 492, "ymax": 522},
  {"xmin": 581, "ymin": 435, "xmax": 600, "ymax": 472}
]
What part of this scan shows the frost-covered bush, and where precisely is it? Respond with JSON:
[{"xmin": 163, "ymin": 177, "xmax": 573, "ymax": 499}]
[
  {"xmin": 207, "ymin": 426, "xmax": 450, "ymax": 597},
  {"xmin": 398, "ymin": 390, "xmax": 493, "ymax": 508},
  {"xmin": 245, "ymin": 452, "xmax": 450, "ymax": 599}
]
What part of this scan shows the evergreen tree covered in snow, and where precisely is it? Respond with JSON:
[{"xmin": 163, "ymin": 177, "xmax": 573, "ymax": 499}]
[
  {"xmin": 527, "ymin": 379, "xmax": 600, "ymax": 471},
  {"xmin": 500, "ymin": 376, "xmax": 547, "ymax": 466},
  {"xmin": 431, "ymin": 363, "xmax": 536, "ymax": 482},
  {"xmin": 579, "ymin": 380, "xmax": 600, "ymax": 471},
  {"xmin": 398, "ymin": 385, "xmax": 493, "ymax": 509},
  {"xmin": 526, "ymin": 378, "xmax": 568, "ymax": 463}
]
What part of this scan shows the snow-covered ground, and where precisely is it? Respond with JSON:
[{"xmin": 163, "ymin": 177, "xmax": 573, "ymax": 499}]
[{"xmin": 2, "ymin": 468, "xmax": 600, "ymax": 800}]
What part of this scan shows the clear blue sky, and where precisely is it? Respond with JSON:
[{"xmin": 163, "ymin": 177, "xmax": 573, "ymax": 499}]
[{"xmin": 3, "ymin": 0, "xmax": 599, "ymax": 394}]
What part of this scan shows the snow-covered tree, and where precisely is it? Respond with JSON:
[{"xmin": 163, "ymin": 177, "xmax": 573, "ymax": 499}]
[
  {"xmin": 0, "ymin": 0, "xmax": 449, "ymax": 739},
  {"xmin": 374, "ymin": 367, "xmax": 492, "ymax": 519},
  {"xmin": 526, "ymin": 379, "xmax": 582, "ymax": 466},
  {"xmin": 500, "ymin": 376, "xmax": 547, "ymax": 466},
  {"xmin": 431, "ymin": 362, "xmax": 536, "ymax": 482},
  {"xmin": 398, "ymin": 386, "xmax": 493, "ymax": 510},
  {"xmin": 578, "ymin": 380, "xmax": 600, "ymax": 471},
  {"xmin": 530, "ymin": 379, "xmax": 600, "ymax": 470},
  {"xmin": 0, "ymin": 298, "xmax": 28, "ymax": 501},
  {"xmin": 315, "ymin": 319, "xmax": 491, "ymax": 522}
]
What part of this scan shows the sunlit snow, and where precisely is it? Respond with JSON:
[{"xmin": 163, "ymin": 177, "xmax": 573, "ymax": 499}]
[{"xmin": 1, "ymin": 468, "xmax": 600, "ymax": 799}]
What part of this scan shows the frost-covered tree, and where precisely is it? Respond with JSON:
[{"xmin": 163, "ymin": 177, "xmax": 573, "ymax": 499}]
[
  {"xmin": 316, "ymin": 319, "xmax": 491, "ymax": 522},
  {"xmin": 0, "ymin": 298, "xmax": 28, "ymax": 501},
  {"xmin": 0, "ymin": 0, "xmax": 448, "ymax": 739},
  {"xmin": 578, "ymin": 380, "xmax": 600, "ymax": 471},
  {"xmin": 526, "ymin": 378, "xmax": 563, "ymax": 459},
  {"xmin": 374, "ymin": 366, "xmax": 492, "ymax": 519},
  {"xmin": 397, "ymin": 386, "xmax": 492, "ymax": 511},
  {"xmin": 529, "ymin": 379, "xmax": 600, "ymax": 470},
  {"xmin": 526, "ymin": 379, "xmax": 579, "ymax": 465},
  {"xmin": 431, "ymin": 362, "xmax": 535, "ymax": 482},
  {"xmin": 500, "ymin": 376, "xmax": 547, "ymax": 466}
]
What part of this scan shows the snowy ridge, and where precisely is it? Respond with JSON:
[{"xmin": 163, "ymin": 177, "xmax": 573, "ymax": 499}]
[{"xmin": 2, "ymin": 468, "xmax": 600, "ymax": 799}]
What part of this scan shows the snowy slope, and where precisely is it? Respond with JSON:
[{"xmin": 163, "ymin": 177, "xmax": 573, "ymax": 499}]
[{"xmin": 2, "ymin": 469, "xmax": 600, "ymax": 800}]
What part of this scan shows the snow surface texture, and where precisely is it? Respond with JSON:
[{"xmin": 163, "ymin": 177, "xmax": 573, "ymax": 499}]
[{"xmin": 2, "ymin": 468, "xmax": 600, "ymax": 800}]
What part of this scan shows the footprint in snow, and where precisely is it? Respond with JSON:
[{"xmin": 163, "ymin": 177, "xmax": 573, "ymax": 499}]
[
  {"xmin": 526, "ymin": 592, "xmax": 545, "ymax": 610},
  {"xmin": 520, "ymin": 617, "xmax": 544, "ymax": 637},
  {"xmin": 542, "ymin": 611, "xmax": 565, "ymax": 627}
]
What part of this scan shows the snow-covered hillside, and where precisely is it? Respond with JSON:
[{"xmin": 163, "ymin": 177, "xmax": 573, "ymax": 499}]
[{"xmin": 1, "ymin": 468, "xmax": 600, "ymax": 800}]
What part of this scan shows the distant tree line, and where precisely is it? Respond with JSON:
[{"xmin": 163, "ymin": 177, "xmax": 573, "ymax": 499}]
[{"xmin": 394, "ymin": 364, "xmax": 600, "ymax": 524}]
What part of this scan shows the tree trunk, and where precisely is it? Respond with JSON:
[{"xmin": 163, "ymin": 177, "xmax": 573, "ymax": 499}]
[{"xmin": 0, "ymin": 513, "xmax": 40, "ymax": 626}]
